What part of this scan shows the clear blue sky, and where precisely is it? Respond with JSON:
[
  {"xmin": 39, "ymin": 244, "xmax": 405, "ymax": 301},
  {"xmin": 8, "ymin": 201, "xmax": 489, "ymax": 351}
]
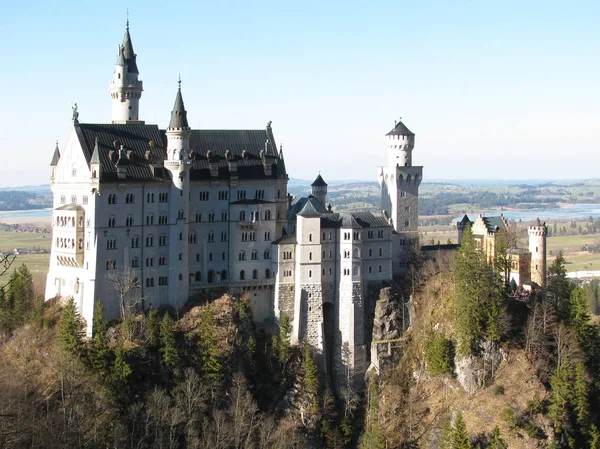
[{"xmin": 0, "ymin": 0, "xmax": 598, "ymax": 186}]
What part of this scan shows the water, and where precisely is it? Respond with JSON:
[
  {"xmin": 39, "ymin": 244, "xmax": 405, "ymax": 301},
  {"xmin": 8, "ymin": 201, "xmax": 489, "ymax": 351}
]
[
  {"xmin": 454, "ymin": 204, "xmax": 600, "ymax": 223},
  {"xmin": 0, "ymin": 209, "xmax": 52, "ymax": 219}
]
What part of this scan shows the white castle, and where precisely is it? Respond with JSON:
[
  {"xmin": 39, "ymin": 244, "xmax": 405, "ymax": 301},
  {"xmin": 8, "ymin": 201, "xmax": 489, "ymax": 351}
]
[{"xmin": 45, "ymin": 23, "xmax": 422, "ymax": 384}]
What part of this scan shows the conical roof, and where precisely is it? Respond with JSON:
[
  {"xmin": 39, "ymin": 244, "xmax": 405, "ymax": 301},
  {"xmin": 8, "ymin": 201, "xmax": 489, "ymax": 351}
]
[
  {"xmin": 115, "ymin": 45, "xmax": 126, "ymax": 66},
  {"xmin": 298, "ymin": 196, "xmax": 326, "ymax": 217},
  {"xmin": 90, "ymin": 138, "xmax": 101, "ymax": 164},
  {"xmin": 168, "ymin": 84, "xmax": 190, "ymax": 129},
  {"xmin": 121, "ymin": 22, "xmax": 139, "ymax": 74},
  {"xmin": 50, "ymin": 141, "xmax": 60, "ymax": 166},
  {"xmin": 311, "ymin": 174, "xmax": 327, "ymax": 187},
  {"xmin": 386, "ymin": 119, "xmax": 414, "ymax": 136}
]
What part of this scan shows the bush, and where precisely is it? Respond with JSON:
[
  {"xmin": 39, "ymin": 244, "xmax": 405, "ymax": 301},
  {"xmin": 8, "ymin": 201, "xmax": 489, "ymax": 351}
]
[
  {"xmin": 424, "ymin": 332, "xmax": 455, "ymax": 375},
  {"xmin": 500, "ymin": 407, "xmax": 516, "ymax": 429},
  {"xmin": 493, "ymin": 385, "xmax": 505, "ymax": 396}
]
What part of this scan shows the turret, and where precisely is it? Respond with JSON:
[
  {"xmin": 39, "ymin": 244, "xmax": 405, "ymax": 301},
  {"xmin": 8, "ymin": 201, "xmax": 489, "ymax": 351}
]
[
  {"xmin": 386, "ymin": 119, "xmax": 415, "ymax": 167},
  {"xmin": 90, "ymin": 138, "xmax": 101, "ymax": 193},
  {"xmin": 457, "ymin": 215, "xmax": 472, "ymax": 244},
  {"xmin": 311, "ymin": 174, "xmax": 328, "ymax": 207},
  {"xmin": 109, "ymin": 21, "xmax": 143, "ymax": 123},
  {"xmin": 50, "ymin": 141, "xmax": 60, "ymax": 182},
  {"xmin": 165, "ymin": 79, "xmax": 191, "ymax": 177},
  {"xmin": 528, "ymin": 218, "xmax": 547, "ymax": 287}
]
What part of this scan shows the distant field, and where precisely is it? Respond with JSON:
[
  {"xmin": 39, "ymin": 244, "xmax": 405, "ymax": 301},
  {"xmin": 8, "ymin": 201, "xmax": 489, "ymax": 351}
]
[{"xmin": 0, "ymin": 229, "xmax": 51, "ymax": 294}]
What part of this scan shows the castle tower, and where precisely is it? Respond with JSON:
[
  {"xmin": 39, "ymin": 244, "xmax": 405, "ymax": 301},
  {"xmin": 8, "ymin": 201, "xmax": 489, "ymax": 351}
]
[
  {"xmin": 457, "ymin": 215, "xmax": 472, "ymax": 244},
  {"xmin": 50, "ymin": 141, "xmax": 60, "ymax": 183},
  {"xmin": 164, "ymin": 81, "xmax": 192, "ymax": 306},
  {"xmin": 528, "ymin": 218, "xmax": 547, "ymax": 287},
  {"xmin": 377, "ymin": 119, "xmax": 422, "ymax": 273},
  {"xmin": 109, "ymin": 21, "xmax": 143, "ymax": 123},
  {"xmin": 311, "ymin": 174, "xmax": 328, "ymax": 206}
]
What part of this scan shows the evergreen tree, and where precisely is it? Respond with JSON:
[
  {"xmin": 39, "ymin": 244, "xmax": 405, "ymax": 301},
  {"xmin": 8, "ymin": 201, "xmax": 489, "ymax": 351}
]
[
  {"xmin": 57, "ymin": 296, "xmax": 85, "ymax": 356},
  {"xmin": 89, "ymin": 301, "xmax": 112, "ymax": 378},
  {"xmin": 0, "ymin": 264, "xmax": 34, "ymax": 332},
  {"xmin": 567, "ymin": 287, "xmax": 591, "ymax": 337},
  {"xmin": 548, "ymin": 365, "xmax": 574, "ymax": 434},
  {"xmin": 278, "ymin": 314, "xmax": 292, "ymax": 363},
  {"xmin": 159, "ymin": 313, "xmax": 179, "ymax": 369},
  {"xmin": 197, "ymin": 307, "xmax": 221, "ymax": 379},
  {"xmin": 546, "ymin": 253, "xmax": 572, "ymax": 319},
  {"xmin": 572, "ymin": 362, "xmax": 590, "ymax": 430},
  {"xmin": 453, "ymin": 225, "xmax": 505, "ymax": 355},
  {"xmin": 451, "ymin": 412, "xmax": 472, "ymax": 449},
  {"xmin": 145, "ymin": 307, "xmax": 160, "ymax": 347},
  {"xmin": 302, "ymin": 344, "xmax": 320, "ymax": 414},
  {"xmin": 105, "ymin": 339, "xmax": 132, "ymax": 404},
  {"xmin": 488, "ymin": 427, "xmax": 508, "ymax": 449}
]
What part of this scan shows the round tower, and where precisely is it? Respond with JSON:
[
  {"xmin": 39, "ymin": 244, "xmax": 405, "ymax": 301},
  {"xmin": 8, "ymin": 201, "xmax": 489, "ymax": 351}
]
[
  {"xmin": 386, "ymin": 119, "xmax": 415, "ymax": 167},
  {"xmin": 311, "ymin": 174, "xmax": 328, "ymax": 207},
  {"xmin": 109, "ymin": 21, "xmax": 143, "ymax": 123},
  {"xmin": 528, "ymin": 218, "xmax": 547, "ymax": 287},
  {"xmin": 456, "ymin": 215, "xmax": 472, "ymax": 244}
]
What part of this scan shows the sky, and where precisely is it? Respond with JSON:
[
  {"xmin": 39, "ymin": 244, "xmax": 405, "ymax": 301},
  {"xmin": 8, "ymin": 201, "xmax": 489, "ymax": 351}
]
[{"xmin": 0, "ymin": 0, "xmax": 598, "ymax": 186}]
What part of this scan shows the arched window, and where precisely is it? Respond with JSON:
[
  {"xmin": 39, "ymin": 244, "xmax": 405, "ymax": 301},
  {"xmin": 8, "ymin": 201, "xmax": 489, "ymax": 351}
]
[
  {"xmin": 264, "ymin": 249, "xmax": 271, "ymax": 259},
  {"xmin": 252, "ymin": 269, "xmax": 258, "ymax": 280},
  {"xmin": 239, "ymin": 251, "xmax": 246, "ymax": 261},
  {"xmin": 240, "ymin": 270, "xmax": 245, "ymax": 280},
  {"xmin": 195, "ymin": 271, "xmax": 201, "ymax": 282},
  {"xmin": 265, "ymin": 269, "xmax": 271, "ymax": 279},
  {"xmin": 239, "ymin": 210, "xmax": 246, "ymax": 221},
  {"xmin": 221, "ymin": 270, "xmax": 227, "ymax": 281},
  {"xmin": 264, "ymin": 209, "xmax": 271, "ymax": 220}
]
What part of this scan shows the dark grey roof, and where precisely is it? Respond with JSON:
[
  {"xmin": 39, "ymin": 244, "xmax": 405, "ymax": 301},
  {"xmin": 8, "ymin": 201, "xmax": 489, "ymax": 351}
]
[
  {"xmin": 116, "ymin": 45, "xmax": 126, "ymax": 66},
  {"xmin": 277, "ymin": 146, "xmax": 287, "ymax": 178},
  {"xmin": 311, "ymin": 174, "xmax": 327, "ymax": 187},
  {"xmin": 459, "ymin": 214, "xmax": 471, "ymax": 224},
  {"xmin": 122, "ymin": 24, "xmax": 139, "ymax": 74},
  {"xmin": 168, "ymin": 88, "xmax": 189, "ymax": 129},
  {"xmin": 230, "ymin": 199, "xmax": 274, "ymax": 205},
  {"xmin": 481, "ymin": 216, "xmax": 507, "ymax": 233},
  {"xmin": 320, "ymin": 212, "xmax": 389, "ymax": 229},
  {"xmin": 272, "ymin": 234, "xmax": 296, "ymax": 245},
  {"xmin": 298, "ymin": 197, "xmax": 325, "ymax": 217},
  {"xmin": 421, "ymin": 243, "xmax": 460, "ymax": 251},
  {"xmin": 386, "ymin": 120, "xmax": 414, "ymax": 137},
  {"xmin": 75, "ymin": 123, "xmax": 170, "ymax": 183},
  {"xmin": 50, "ymin": 142, "xmax": 60, "ymax": 166},
  {"xmin": 75, "ymin": 123, "xmax": 287, "ymax": 183}
]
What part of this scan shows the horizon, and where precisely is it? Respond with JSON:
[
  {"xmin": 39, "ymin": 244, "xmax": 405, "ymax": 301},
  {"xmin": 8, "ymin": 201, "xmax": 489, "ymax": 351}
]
[{"xmin": 1, "ymin": 0, "xmax": 598, "ymax": 185}]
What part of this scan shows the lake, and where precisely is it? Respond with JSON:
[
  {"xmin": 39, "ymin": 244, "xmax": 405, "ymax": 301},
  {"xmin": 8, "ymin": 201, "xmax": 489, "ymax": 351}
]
[
  {"xmin": 0, "ymin": 209, "xmax": 52, "ymax": 219},
  {"xmin": 454, "ymin": 204, "xmax": 600, "ymax": 223}
]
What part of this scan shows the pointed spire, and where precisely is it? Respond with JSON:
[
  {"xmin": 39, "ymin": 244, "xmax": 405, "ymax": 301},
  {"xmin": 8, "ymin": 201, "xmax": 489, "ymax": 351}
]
[
  {"xmin": 168, "ymin": 79, "xmax": 190, "ymax": 129},
  {"xmin": 115, "ymin": 45, "xmax": 126, "ymax": 66},
  {"xmin": 121, "ymin": 19, "xmax": 138, "ymax": 74},
  {"xmin": 91, "ymin": 137, "xmax": 101, "ymax": 164},
  {"xmin": 50, "ymin": 141, "xmax": 60, "ymax": 166},
  {"xmin": 311, "ymin": 174, "xmax": 327, "ymax": 187},
  {"xmin": 386, "ymin": 118, "xmax": 414, "ymax": 136}
]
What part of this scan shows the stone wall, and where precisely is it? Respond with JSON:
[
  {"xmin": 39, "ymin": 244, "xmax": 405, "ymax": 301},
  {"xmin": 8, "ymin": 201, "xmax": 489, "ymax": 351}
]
[{"xmin": 277, "ymin": 283, "xmax": 295, "ymax": 322}]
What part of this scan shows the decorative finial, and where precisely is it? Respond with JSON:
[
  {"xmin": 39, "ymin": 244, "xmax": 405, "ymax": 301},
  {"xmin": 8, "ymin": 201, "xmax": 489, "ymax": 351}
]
[
  {"xmin": 126, "ymin": 9, "xmax": 129, "ymax": 29},
  {"xmin": 267, "ymin": 120, "xmax": 272, "ymax": 129},
  {"xmin": 178, "ymin": 74, "xmax": 182, "ymax": 90}
]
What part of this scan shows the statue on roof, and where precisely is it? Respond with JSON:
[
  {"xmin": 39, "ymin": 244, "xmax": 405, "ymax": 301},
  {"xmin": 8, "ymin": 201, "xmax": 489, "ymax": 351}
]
[{"xmin": 72, "ymin": 103, "xmax": 79, "ymax": 122}]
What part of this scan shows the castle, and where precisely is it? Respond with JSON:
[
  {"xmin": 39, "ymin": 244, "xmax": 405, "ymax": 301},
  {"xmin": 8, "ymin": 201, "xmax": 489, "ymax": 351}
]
[{"xmin": 45, "ymin": 23, "xmax": 421, "ymax": 385}]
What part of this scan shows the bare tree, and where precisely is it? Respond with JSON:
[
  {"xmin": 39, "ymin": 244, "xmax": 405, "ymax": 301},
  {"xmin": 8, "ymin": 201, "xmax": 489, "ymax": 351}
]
[
  {"xmin": 106, "ymin": 267, "xmax": 143, "ymax": 319},
  {"xmin": 0, "ymin": 252, "xmax": 17, "ymax": 294}
]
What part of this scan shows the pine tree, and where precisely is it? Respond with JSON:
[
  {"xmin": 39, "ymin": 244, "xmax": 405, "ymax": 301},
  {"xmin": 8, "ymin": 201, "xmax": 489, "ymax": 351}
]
[
  {"xmin": 89, "ymin": 301, "xmax": 112, "ymax": 378},
  {"xmin": 57, "ymin": 296, "xmax": 85, "ymax": 356},
  {"xmin": 159, "ymin": 313, "xmax": 179, "ymax": 369},
  {"xmin": 453, "ymin": 225, "xmax": 505, "ymax": 355},
  {"xmin": 279, "ymin": 314, "xmax": 292, "ymax": 363},
  {"xmin": 572, "ymin": 362, "xmax": 590, "ymax": 430},
  {"xmin": 145, "ymin": 307, "xmax": 160, "ymax": 347},
  {"xmin": 488, "ymin": 427, "xmax": 508, "ymax": 449},
  {"xmin": 197, "ymin": 307, "xmax": 221, "ymax": 379},
  {"xmin": 0, "ymin": 264, "xmax": 34, "ymax": 332},
  {"xmin": 548, "ymin": 365, "xmax": 574, "ymax": 434},
  {"xmin": 105, "ymin": 339, "xmax": 132, "ymax": 404},
  {"xmin": 547, "ymin": 253, "xmax": 572, "ymax": 319},
  {"xmin": 302, "ymin": 344, "xmax": 320, "ymax": 414},
  {"xmin": 451, "ymin": 411, "xmax": 471, "ymax": 449}
]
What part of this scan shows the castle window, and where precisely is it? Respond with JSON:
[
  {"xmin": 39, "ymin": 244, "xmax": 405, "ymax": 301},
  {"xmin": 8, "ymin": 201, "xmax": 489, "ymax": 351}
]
[
  {"xmin": 131, "ymin": 257, "xmax": 139, "ymax": 268},
  {"xmin": 126, "ymin": 215, "xmax": 134, "ymax": 227},
  {"xmin": 369, "ymin": 266, "xmax": 372, "ymax": 274},
  {"xmin": 379, "ymin": 248, "xmax": 383, "ymax": 256},
  {"xmin": 158, "ymin": 215, "xmax": 168, "ymax": 225},
  {"xmin": 264, "ymin": 209, "xmax": 271, "ymax": 220},
  {"xmin": 146, "ymin": 214, "xmax": 154, "ymax": 226},
  {"xmin": 218, "ymin": 190, "xmax": 229, "ymax": 200},
  {"xmin": 195, "ymin": 213, "xmax": 202, "ymax": 222},
  {"xmin": 106, "ymin": 260, "xmax": 117, "ymax": 270},
  {"xmin": 222, "ymin": 252, "xmax": 226, "ymax": 261},
  {"xmin": 147, "ymin": 193, "xmax": 155, "ymax": 203},
  {"xmin": 240, "ymin": 211, "xmax": 246, "ymax": 221},
  {"xmin": 400, "ymin": 238, "xmax": 406, "ymax": 245},
  {"xmin": 369, "ymin": 249, "xmax": 373, "ymax": 257},
  {"xmin": 405, "ymin": 220, "xmax": 409, "ymax": 227},
  {"xmin": 379, "ymin": 265, "xmax": 382, "ymax": 273},
  {"xmin": 125, "ymin": 193, "xmax": 134, "ymax": 204},
  {"xmin": 145, "ymin": 257, "xmax": 154, "ymax": 267},
  {"xmin": 344, "ymin": 250, "xmax": 350, "ymax": 258},
  {"xmin": 131, "ymin": 236, "xmax": 139, "ymax": 248},
  {"xmin": 199, "ymin": 191, "xmax": 209, "ymax": 201},
  {"xmin": 309, "ymin": 234, "xmax": 312, "ymax": 242},
  {"xmin": 158, "ymin": 276, "xmax": 168, "ymax": 286},
  {"xmin": 252, "ymin": 250, "xmax": 258, "ymax": 260},
  {"xmin": 108, "ymin": 194, "xmax": 117, "ymax": 205},
  {"xmin": 189, "ymin": 232, "xmax": 197, "ymax": 244},
  {"xmin": 309, "ymin": 252, "xmax": 312, "ymax": 260},
  {"xmin": 405, "ymin": 206, "xmax": 410, "ymax": 212},
  {"xmin": 368, "ymin": 231, "xmax": 374, "ymax": 239},
  {"xmin": 60, "ymin": 195, "xmax": 66, "ymax": 204},
  {"xmin": 146, "ymin": 235, "xmax": 154, "ymax": 247},
  {"xmin": 344, "ymin": 232, "xmax": 350, "ymax": 240},
  {"xmin": 208, "ymin": 232, "xmax": 215, "ymax": 242},
  {"xmin": 208, "ymin": 213, "xmax": 215, "ymax": 222},
  {"xmin": 353, "ymin": 266, "xmax": 359, "ymax": 276},
  {"xmin": 221, "ymin": 212, "xmax": 228, "ymax": 221},
  {"xmin": 322, "ymin": 268, "xmax": 325, "ymax": 276},
  {"xmin": 178, "ymin": 210, "xmax": 185, "ymax": 219},
  {"xmin": 265, "ymin": 269, "xmax": 271, "ymax": 279},
  {"xmin": 255, "ymin": 190, "xmax": 265, "ymax": 199},
  {"xmin": 146, "ymin": 278, "xmax": 154, "ymax": 287},
  {"xmin": 106, "ymin": 238, "xmax": 117, "ymax": 250},
  {"xmin": 221, "ymin": 270, "xmax": 227, "ymax": 280},
  {"xmin": 195, "ymin": 272, "xmax": 202, "ymax": 281},
  {"xmin": 159, "ymin": 193, "xmax": 168, "ymax": 202},
  {"xmin": 221, "ymin": 231, "xmax": 227, "ymax": 242},
  {"xmin": 309, "ymin": 270, "xmax": 312, "ymax": 278},
  {"xmin": 329, "ymin": 268, "xmax": 332, "ymax": 275},
  {"xmin": 252, "ymin": 269, "xmax": 258, "ymax": 279},
  {"xmin": 108, "ymin": 216, "xmax": 116, "ymax": 227},
  {"xmin": 264, "ymin": 249, "xmax": 271, "ymax": 259},
  {"xmin": 378, "ymin": 230, "xmax": 384, "ymax": 238},
  {"xmin": 196, "ymin": 253, "xmax": 200, "ymax": 262},
  {"xmin": 400, "ymin": 191, "xmax": 405, "ymax": 197},
  {"xmin": 237, "ymin": 190, "xmax": 247, "ymax": 200},
  {"xmin": 179, "ymin": 233, "xmax": 183, "ymax": 241},
  {"xmin": 209, "ymin": 253, "xmax": 213, "ymax": 262},
  {"xmin": 240, "ymin": 270, "xmax": 245, "ymax": 280},
  {"xmin": 329, "ymin": 250, "xmax": 332, "ymax": 258},
  {"xmin": 71, "ymin": 195, "xmax": 77, "ymax": 204},
  {"xmin": 179, "ymin": 253, "xmax": 183, "ymax": 260},
  {"xmin": 159, "ymin": 256, "xmax": 166, "ymax": 266},
  {"xmin": 239, "ymin": 251, "xmax": 246, "ymax": 261},
  {"xmin": 159, "ymin": 235, "xmax": 167, "ymax": 246},
  {"xmin": 536, "ymin": 247, "xmax": 539, "ymax": 252},
  {"xmin": 265, "ymin": 230, "xmax": 271, "ymax": 241}
]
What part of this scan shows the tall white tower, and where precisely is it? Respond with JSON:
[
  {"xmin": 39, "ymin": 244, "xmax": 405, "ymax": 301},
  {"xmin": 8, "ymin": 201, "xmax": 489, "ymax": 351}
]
[
  {"xmin": 165, "ymin": 81, "xmax": 192, "ymax": 306},
  {"xmin": 528, "ymin": 218, "xmax": 547, "ymax": 287},
  {"xmin": 377, "ymin": 119, "xmax": 422, "ymax": 273},
  {"xmin": 109, "ymin": 21, "xmax": 143, "ymax": 123}
]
